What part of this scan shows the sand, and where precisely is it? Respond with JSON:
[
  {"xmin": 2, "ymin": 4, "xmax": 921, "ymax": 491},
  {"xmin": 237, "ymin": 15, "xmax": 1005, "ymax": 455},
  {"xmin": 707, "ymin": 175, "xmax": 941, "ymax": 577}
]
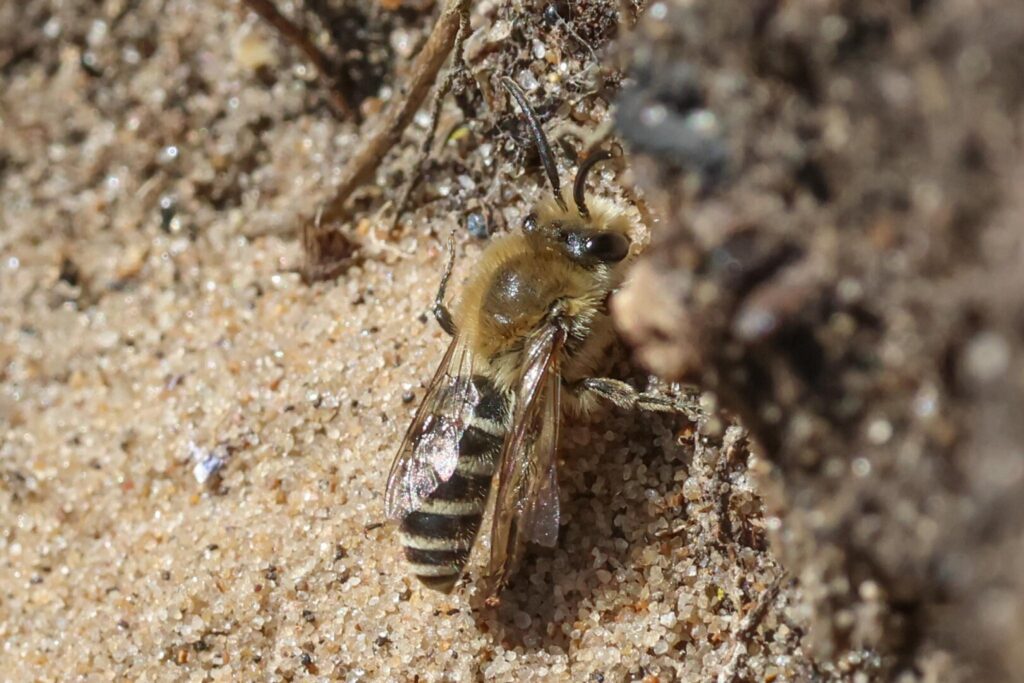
[{"xmin": 0, "ymin": 0, "xmax": 875, "ymax": 680}]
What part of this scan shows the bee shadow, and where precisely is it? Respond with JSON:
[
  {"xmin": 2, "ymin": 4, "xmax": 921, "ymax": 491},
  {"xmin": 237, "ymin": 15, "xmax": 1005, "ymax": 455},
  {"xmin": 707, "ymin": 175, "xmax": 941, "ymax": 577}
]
[{"xmin": 470, "ymin": 401, "xmax": 694, "ymax": 652}]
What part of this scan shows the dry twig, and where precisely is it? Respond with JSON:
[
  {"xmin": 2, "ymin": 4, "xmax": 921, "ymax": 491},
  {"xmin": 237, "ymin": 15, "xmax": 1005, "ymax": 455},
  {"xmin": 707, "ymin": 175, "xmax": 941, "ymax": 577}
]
[
  {"xmin": 241, "ymin": 0, "xmax": 355, "ymax": 120},
  {"xmin": 717, "ymin": 574, "xmax": 786, "ymax": 683},
  {"xmin": 713, "ymin": 425, "xmax": 746, "ymax": 543},
  {"xmin": 319, "ymin": 0, "xmax": 471, "ymax": 227},
  {"xmin": 390, "ymin": 1, "xmax": 472, "ymax": 229}
]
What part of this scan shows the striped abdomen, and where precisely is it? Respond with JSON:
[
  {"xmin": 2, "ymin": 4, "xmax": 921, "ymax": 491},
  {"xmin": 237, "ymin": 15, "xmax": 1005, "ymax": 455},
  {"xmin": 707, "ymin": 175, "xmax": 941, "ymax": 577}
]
[{"xmin": 399, "ymin": 375, "xmax": 510, "ymax": 592}]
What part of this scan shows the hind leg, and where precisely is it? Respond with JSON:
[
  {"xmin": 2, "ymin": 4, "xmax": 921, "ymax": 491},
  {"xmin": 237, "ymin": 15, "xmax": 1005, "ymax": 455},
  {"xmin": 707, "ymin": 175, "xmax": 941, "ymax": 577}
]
[{"xmin": 570, "ymin": 377, "xmax": 701, "ymax": 421}]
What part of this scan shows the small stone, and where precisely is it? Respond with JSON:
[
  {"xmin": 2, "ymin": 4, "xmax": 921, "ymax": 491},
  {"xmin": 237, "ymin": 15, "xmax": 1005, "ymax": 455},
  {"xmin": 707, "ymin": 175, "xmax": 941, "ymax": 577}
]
[
  {"xmin": 963, "ymin": 331, "xmax": 1011, "ymax": 384},
  {"xmin": 466, "ymin": 212, "xmax": 490, "ymax": 239}
]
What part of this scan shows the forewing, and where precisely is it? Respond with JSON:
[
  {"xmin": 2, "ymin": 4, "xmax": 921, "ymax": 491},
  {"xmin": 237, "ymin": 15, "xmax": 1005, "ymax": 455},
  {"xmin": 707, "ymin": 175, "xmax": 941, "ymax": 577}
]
[
  {"xmin": 384, "ymin": 336, "xmax": 479, "ymax": 519},
  {"xmin": 523, "ymin": 373, "xmax": 561, "ymax": 548},
  {"xmin": 485, "ymin": 323, "xmax": 565, "ymax": 592}
]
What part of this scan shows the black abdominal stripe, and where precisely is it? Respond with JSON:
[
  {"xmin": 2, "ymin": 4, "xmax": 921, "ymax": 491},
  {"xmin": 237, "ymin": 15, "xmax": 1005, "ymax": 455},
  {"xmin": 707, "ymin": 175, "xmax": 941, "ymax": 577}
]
[{"xmin": 399, "ymin": 376, "xmax": 509, "ymax": 592}]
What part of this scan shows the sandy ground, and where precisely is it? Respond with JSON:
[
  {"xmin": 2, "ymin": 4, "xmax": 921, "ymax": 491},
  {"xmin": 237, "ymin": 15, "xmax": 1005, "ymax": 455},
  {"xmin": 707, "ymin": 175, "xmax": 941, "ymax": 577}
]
[{"xmin": 0, "ymin": 1, "xmax": 838, "ymax": 680}]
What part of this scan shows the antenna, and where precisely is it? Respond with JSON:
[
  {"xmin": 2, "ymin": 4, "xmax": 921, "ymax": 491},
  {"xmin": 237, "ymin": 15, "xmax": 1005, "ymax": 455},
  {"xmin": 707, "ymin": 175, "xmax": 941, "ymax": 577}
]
[
  {"xmin": 500, "ymin": 77, "xmax": 568, "ymax": 211},
  {"xmin": 572, "ymin": 149, "xmax": 613, "ymax": 219}
]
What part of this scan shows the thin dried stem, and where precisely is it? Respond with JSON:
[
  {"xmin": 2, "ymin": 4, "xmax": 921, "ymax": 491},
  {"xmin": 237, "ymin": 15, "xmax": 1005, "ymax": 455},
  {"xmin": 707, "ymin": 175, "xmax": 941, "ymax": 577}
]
[
  {"xmin": 390, "ymin": 0, "xmax": 472, "ymax": 229},
  {"xmin": 241, "ymin": 0, "xmax": 355, "ymax": 120},
  {"xmin": 713, "ymin": 425, "xmax": 746, "ymax": 543},
  {"xmin": 717, "ymin": 574, "xmax": 785, "ymax": 683},
  {"xmin": 319, "ymin": 0, "xmax": 471, "ymax": 227}
]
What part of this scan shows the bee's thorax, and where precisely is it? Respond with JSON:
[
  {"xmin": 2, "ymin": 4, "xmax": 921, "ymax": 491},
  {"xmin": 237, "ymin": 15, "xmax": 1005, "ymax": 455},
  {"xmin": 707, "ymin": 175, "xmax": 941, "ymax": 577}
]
[{"xmin": 455, "ymin": 228, "xmax": 627, "ymax": 397}]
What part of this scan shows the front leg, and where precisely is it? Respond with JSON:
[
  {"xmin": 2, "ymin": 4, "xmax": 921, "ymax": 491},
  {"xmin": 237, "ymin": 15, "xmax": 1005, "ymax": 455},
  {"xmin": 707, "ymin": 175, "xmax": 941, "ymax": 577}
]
[
  {"xmin": 433, "ymin": 232, "xmax": 457, "ymax": 336},
  {"xmin": 571, "ymin": 377, "xmax": 702, "ymax": 421}
]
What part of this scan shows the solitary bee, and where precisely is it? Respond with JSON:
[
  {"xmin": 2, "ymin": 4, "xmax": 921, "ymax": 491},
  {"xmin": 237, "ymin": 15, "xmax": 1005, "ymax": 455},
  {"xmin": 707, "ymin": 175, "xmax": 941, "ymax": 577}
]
[{"xmin": 385, "ymin": 77, "xmax": 692, "ymax": 594}]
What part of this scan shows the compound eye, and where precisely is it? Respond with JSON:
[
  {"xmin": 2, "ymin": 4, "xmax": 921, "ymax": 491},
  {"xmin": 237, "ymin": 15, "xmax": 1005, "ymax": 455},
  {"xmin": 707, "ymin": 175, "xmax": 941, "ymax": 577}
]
[{"xmin": 584, "ymin": 231, "xmax": 630, "ymax": 263}]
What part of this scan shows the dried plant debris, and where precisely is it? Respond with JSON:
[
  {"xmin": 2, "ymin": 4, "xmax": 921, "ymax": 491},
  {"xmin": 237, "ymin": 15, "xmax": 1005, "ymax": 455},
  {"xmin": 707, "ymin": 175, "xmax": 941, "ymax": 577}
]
[
  {"xmin": 300, "ymin": 213, "xmax": 359, "ymax": 283},
  {"xmin": 614, "ymin": 0, "xmax": 1024, "ymax": 679},
  {"xmin": 389, "ymin": 0, "xmax": 473, "ymax": 229},
  {"xmin": 318, "ymin": 0, "xmax": 472, "ymax": 230}
]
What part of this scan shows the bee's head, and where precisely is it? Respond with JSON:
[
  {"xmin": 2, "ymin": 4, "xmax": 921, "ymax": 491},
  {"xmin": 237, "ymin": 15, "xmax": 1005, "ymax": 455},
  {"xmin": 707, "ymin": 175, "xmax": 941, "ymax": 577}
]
[
  {"xmin": 501, "ymin": 77, "xmax": 632, "ymax": 267},
  {"xmin": 523, "ymin": 209, "xmax": 631, "ymax": 267}
]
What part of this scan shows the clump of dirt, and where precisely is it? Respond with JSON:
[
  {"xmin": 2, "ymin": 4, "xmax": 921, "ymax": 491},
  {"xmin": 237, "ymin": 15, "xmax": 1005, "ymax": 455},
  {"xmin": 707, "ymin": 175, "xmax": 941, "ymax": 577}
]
[{"xmin": 613, "ymin": 0, "xmax": 1024, "ymax": 679}]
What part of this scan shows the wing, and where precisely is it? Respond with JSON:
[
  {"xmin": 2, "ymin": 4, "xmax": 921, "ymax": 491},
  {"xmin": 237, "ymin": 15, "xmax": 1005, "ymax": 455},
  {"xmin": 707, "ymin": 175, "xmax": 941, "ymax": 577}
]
[
  {"xmin": 384, "ymin": 336, "xmax": 479, "ymax": 519},
  {"xmin": 484, "ymin": 323, "xmax": 565, "ymax": 593}
]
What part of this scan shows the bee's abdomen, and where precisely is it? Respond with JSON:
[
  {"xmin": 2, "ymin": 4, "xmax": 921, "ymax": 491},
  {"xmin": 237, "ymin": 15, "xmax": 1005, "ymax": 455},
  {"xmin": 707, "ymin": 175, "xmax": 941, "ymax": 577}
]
[{"xmin": 400, "ymin": 376, "xmax": 509, "ymax": 593}]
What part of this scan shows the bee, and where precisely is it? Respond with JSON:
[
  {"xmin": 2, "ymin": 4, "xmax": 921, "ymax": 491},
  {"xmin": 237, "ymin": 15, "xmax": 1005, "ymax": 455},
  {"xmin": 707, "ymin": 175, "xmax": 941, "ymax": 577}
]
[{"xmin": 385, "ymin": 77, "xmax": 692, "ymax": 594}]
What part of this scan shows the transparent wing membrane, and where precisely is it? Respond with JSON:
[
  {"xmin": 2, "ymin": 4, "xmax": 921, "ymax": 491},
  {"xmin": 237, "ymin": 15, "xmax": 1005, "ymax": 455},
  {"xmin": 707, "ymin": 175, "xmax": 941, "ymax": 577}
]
[{"xmin": 384, "ymin": 338, "xmax": 479, "ymax": 518}]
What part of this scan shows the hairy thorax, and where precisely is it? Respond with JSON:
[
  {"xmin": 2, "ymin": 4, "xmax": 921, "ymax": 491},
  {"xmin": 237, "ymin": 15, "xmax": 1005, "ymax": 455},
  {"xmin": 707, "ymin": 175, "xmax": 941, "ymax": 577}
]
[{"xmin": 455, "ymin": 233, "xmax": 618, "ymax": 403}]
